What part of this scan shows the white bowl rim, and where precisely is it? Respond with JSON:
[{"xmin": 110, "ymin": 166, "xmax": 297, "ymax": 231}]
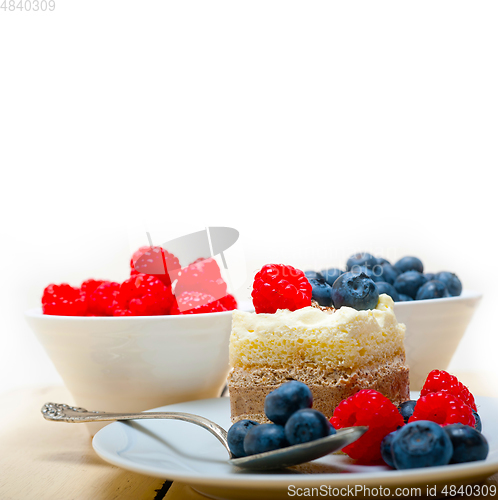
[
  {"xmin": 239, "ymin": 290, "xmax": 483, "ymax": 313},
  {"xmin": 392, "ymin": 289, "xmax": 482, "ymax": 307},
  {"xmin": 25, "ymin": 290, "xmax": 483, "ymax": 320},
  {"xmin": 25, "ymin": 308, "xmax": 234, "ymax": 321}
]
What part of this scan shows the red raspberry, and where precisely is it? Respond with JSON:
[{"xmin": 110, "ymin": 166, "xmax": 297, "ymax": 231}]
[
  {"xmin": 42, "ymin": 284, "xmax": 87, "ymax": 316},
  {"xmin": 130, "ymin": 246, "xmax": 181, "ymax": 287},
  {"xmin": 175, "ymin": 257, "xmax": 227, "ymax": 299},
  {"xmin": 251, "ymin": 264, "xmax": 312, "ymax": 314},
  {"xmin": 114, "ymin": 274, "xmax": 175, "ymax": 316},
  {"xmin": 190, "ymin": 257, "xmax": 216, "ymax": 267},
  {"xmin": 420, "ymin": 369, "xmax": 477, "ymax": 411},
  {"xmin": 219, "ymin": 294, "xmax": 238, "ymax": 311},
  {"xmin": 87, "ymin": 281, "xmax": 120, "ymax": 316},
  {"xmin": 113, "ymin": 308, "xmax": 133, "ymax": 317},
  {"xmin": 170, "ymin": 291, "xmax": 227, "ymax": 315},
  {"xmin": 130, "ymin": 246, "xmax": 150, "ymax": 268},
  {"xmin": 80, "ymin": 279, "xmax": 107, "ymax": 299},
  {"xmin": 330, "ymin": 389, "xmax": 405, "ymax": 463},
  {"xmin": 408, "ymin": 392, "xmax": 475, "ymax": 427}
]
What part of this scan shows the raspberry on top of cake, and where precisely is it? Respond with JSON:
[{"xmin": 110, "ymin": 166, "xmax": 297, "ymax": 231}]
[{"xmin": 227, "ymin": 264, "xmax": 410, "ymax": 423}]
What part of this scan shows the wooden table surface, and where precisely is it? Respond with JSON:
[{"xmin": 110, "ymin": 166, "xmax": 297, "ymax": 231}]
[{"xmin": 1, "ymin": 371, "xmax": 497, "ymax": 500}]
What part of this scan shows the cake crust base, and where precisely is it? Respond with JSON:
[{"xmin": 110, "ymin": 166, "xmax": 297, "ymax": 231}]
[{"xmin": 228, "ymin": 357, "xmax": 410, "ymax": 423}]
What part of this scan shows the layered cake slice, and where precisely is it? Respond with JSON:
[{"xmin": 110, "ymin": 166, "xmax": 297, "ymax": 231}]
[{"xmin": 228, "ymin": 264, "xmax": 410, "ymax": 423}]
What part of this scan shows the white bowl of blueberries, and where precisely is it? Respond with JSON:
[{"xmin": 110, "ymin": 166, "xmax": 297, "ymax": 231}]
[{"xmin": 305, "ymin": 253, "xmax": 482, "ymax": 391}]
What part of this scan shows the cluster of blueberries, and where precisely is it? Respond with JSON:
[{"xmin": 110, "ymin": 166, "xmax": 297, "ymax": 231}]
[
  {"xmin": 382, "ymin": 401, "xmax": 488, "ymax": 469},
  {"xmin": 228, "ymin": 381, "xmax": 489, "ymax": 468},
  {"xmin": 227, "ymin": 381, "xmax": 334, "ymax": 458},
  {"xmin": 305, "ymin": 252, "xmax": 463, "ymax": 310}
]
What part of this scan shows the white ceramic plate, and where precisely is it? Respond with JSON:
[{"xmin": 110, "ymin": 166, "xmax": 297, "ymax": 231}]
[{"xmin": 93, "ymin": 394, "xmax": 498, "ymax": 500}]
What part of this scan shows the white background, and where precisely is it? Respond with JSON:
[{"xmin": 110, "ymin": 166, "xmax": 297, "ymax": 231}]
[{"xmin": 0, "ymin": 1, "xmax": 497, "ymax": 396}]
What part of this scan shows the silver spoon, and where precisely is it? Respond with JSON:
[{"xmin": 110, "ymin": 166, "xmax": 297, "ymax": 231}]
[{"xmin": 41, "ymin": 402, "xmax": 367, "ymax": 470}]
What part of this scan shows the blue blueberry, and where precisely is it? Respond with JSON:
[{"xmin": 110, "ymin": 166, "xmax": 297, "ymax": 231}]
[
  {"xmin": 346, "ymin": 252, "xmax": 377, "ymax": 271},
  {"xmin": 305, "ymin": 270, "xmax": 324, "ymax": 281},
  {"xmin": 394, "ymin": 271, "xmax": 428, "ymax": 299},
  {"xmin": 308, "ymin": 278, "xmax": 333, "ymax": 307},
  {"xmin": 375, "ymin": 281, "xmax": 400, "ymax": 302},
  {"xmin": 320, "ymin": 268, "xmax": 344, "ymax": 287},
  {"xmin": 473, "ymin": 410, "xmax": 482, "ymax": 432},
  {"xmin": 380, "ymin": 431, "xmax": 398, "ymax": 468},
  {"xmin": 369, "ymin": 264, "xmax": 388, "ymax": 283},
  {"xmin": 264, "ymin": 381, "xmax": 313, "ymax": 425},
  {"xmin": 391, "ymin": 421, "xmax": 453, "ymax": 469},
  {"xmin": 443, "ymin": 423, "xmax": 489, "ymax": 464},
  {"xmin": 398, "ymin": 400, "xmax": 417, "ymax": 423},
  {"xmin": 348, "ymin": 264, "xmax": 372, "ymax": 278},
  {"xmin": 394, "ymin": 256, "xmax": 424, "ymax": 274},
  {"xmin": 227, "ymin": 419, "xmax": 259, "ymax": 457},
  {"xmin": 398, "ymin": 294, "xmax": 414, "ymax": 302},
  {"xmin": 375, "ymin": 257, "xmax": 391, "ymax": 266},
  {"xmin": 376, "ymin": 263, "xmax": 400, "ymax": 285},
  {"xmin": 415, "ymin": 280, "xmax": 450, "ymax": 300},
  {"xmin": 329, "ymin": 422, "xmax": 337, "ymax": 435},
  {"xmin": 424, "ymin": 273, "xmax": 435, "ymax": 281},
  {"xmin": 433, "ymin": 272, "xmax": 462, "ymax": 297},
  {"xmin": 331, "ymin": 272, "xmax": 379, "ymax": 311},
  {"xmin": 243, "ymin": 423, "xmax": 288, "ymax": 455},
  {"xmin": 284, "ymin": 409, "xmax": 330, "ymax": 445}
]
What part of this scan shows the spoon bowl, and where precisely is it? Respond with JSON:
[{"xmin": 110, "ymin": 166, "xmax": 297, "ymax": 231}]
[
  {"xmin": 41, "ymin": 402, "xmax": 367, "ymax": 470},
  {"xmin": 230, "ymin": 427, "xmax": 367, "ymax": 469}
]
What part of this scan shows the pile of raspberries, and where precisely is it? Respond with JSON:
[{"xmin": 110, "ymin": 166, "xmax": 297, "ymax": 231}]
[
  {"xmin": 331, "ymin": 370, "xmax": 477, "ymax": 463},
  {"xmin": 42, "ymin": 246, "xmax": 237, "ymax": 316}
]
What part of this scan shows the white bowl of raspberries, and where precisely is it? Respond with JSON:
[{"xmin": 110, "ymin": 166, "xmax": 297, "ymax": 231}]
[
  {"xmin": 26, "ymin": 246, "xmax": 237, "ymax": 435},
  {"xmin": 304, "ymin": 252, "xmax": 483, "ymax": 391}
]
